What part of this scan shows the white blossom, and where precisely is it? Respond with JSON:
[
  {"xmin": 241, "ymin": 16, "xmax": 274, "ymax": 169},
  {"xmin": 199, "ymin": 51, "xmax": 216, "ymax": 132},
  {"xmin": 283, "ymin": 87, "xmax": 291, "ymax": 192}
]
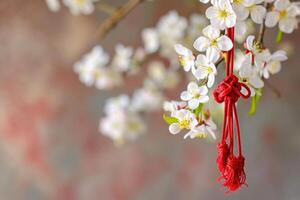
[
  {"xmin": 261, "ymin": 50, "xmax": 287, "ymax": 78},
  {"xmin": 184, "ymin": 113, "xmax": 217, "ymax": 140},
  {"xmin": 206, "ymin": 0, "xmax": 237, "ymax": 30},
  {"xmin": 131, "ymin": 87, "xmax": 164, "ymax": 112},
  {"xmin": 174, "ymin": 44, "xmax": 195, "ymax": 72},
  {"xmin": 180, "ymin": 82, "xmax": 209, "ymax": 109},
  {"xmin": 169, "ymin": 110, "xmax": 198, "ymax": 135},
  {"xmin": 239, "ymin": 54, "xmax": 264, "ymax": 96},
  {"xmin": 192, "ymin": 54, "xmax": 217, "ymax": 88},
  {"xmin": 163, "ymin": 101, "xmax": 187, "ymax": 115},
  {"xmin": 142, "ymin": 28, "xmax": 160, "ymax": 53},
  {"xmin": 112, "ymin": 44, "xmax": 134, "ymax": 72},
  {"xmin": 265, "ymin": 0, "xmax": 300, "ymax": 33},
  {"xmin": 194, "ymin": 25, "xmax": 233, "ymax": 63}
]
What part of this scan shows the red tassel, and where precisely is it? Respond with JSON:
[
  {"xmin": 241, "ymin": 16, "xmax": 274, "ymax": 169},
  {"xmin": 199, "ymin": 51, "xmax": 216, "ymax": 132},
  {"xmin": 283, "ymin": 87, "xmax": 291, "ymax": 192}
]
[
  {"xmin": 216, "ymin": 142, "xmax": 229, "ymax": 174},
  {"xmin": 222, "ymin": 156, "xmax": 246, "ymax": 192}
]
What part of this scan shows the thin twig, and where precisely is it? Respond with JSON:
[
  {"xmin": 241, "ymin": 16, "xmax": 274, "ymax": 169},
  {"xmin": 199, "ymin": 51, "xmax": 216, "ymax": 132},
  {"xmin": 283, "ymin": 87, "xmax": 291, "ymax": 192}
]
[{"xmin": 96, "ymin": 0, "xmax": 146, "ymax": 40}]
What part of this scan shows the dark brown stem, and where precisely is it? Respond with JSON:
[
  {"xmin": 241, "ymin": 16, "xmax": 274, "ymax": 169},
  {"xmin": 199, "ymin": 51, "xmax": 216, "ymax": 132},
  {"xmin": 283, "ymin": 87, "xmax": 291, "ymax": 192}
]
[{"xmin": 96, "ymin": 0, "xmax": 146, "ymax": 40}]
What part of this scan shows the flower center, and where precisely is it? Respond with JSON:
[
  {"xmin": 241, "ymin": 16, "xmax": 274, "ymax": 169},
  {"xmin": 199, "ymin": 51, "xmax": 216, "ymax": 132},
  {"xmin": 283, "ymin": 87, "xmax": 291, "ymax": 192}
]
[
  {"xmin": 179, "ymin": 119, "xmax": 191, "ymax": 129},
  {"xmin": 178, "ymin": 55, "xmax": 187, "ymax": 67},
  {"xmin": 233, "ymin": 0, "xmax": 242, "ymax": 5},
  {"xmin": 218, "ymin": 9, "xmax": 229, "ymax": 19},
  {"xmin": 279, "ymin": 10, "xmax": 287, "ymax": 19},
  {"xmin": 210, "ymin": 39, "xmax": 218, "ymax": 47}
]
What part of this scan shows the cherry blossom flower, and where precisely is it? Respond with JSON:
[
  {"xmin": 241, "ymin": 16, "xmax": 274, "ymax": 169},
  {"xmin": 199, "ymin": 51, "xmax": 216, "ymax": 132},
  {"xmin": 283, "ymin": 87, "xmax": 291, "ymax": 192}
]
[
  {"xmin": 63, "ymin": 0, "xmax": 99, "ymax": 15},
  {"xmin": 206, "ymin": 0, "xmax": 237, "ymax": 30},
  {"xmin": 265, "ymin": 0, "xmax": 300, "ymax": 33},
  {"xmin": 112, "ymin": 44, "xmax": 134, "ymax": 72},
  {"xmin": 174, "ymin": 44, "xmax": 195, "ymax": 72},
  {"xmin": 261, "ymin": 50, "xmax": 287, "ymax": 78},
  {"xmin": 194, "ymin": 25, "xmax": 233, "ymax": 63},
  {"xmin": 180, "ymin": 82, "xmax": 209, "ymax": 109},
  {"xmin": 184, "ymin": 112, "xmax": 217, "ymax": 140},
  {"xmin": 142, "ymin": 28, "xmax": 160, "ymax": 53},
  {"xmin": 131, "ymin": 87, "xmax": 164, "ymax": 112},
  {"xmin": 74, "ymin": 45, "xmax": 111, "ymax": 88},
  {"xmin": 238, "ymin": 54, "xmax": 264, "ymax": 96},
  {"xmin": 100, "ymin": 111, "xmax": 146, "ymax": 145},
  {"xmin": 233, "ymin": 0, "xmax": 267, "ymax": 24},
  {"xmin": 192, "ymin": 54, "xmax": 217, "ymax": 88},
  {"xmin": 169, "ymin": 110, "xmax": 198, "ymax": 135}
]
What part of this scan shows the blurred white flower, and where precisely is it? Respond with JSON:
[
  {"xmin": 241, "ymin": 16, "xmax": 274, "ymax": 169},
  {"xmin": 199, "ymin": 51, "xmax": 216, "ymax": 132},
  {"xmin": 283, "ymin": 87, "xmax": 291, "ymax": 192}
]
[
  {"xmin": 100, "ymin": 111, "xmax": 145, "ymax": 145},
  {"xmin": 104, "ymin": 95, "xmax": 130, "ymax": 115},
  {"xmin": 194, "ymin": 25, "xmax": 233, "ymax": 63},
  {"xmin": 46, "ymin": 0, "xmax": 61, "ymax": 12},
  {"xmin": 180, "ymin": 82, "xmax": 209, "ymax": 109},
  {"xmin": 265, "ymin": 0, "xmax": 300, "ymax": 33},
  {"xmin": 74, "ymin": 45, "xmax": 117, "ymax": 89},
  {"xmin": 169, "ymin": 110, "xmax": 198, "ymax": 135},
  {"xmin": 112, "ymin": 44, "xmax": 134, "ymax": 72},
  {"xmin": 174, "ymin": 44, "xmax": 195, "ymax": 72},
  {"xmin": 63, "ymin": 0, "xmax": 98, "ymax": 15},
  {"xmin": 131, "ymin": 87, "xmax": 164, "ymax": 112},
  {"xmin": 192, "ymin": 54, "xmax": 217, "ymax": 88},
  {"xmin": 206, "ymin": 0, "xmax": 237, "ymax": 30},
  {"xmin": 142, "ymin": 28, "xmax": 160, "ymax": 53}
]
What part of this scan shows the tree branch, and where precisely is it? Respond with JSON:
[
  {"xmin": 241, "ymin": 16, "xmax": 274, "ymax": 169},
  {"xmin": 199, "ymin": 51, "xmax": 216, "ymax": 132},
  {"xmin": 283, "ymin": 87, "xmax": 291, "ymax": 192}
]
[{"xmin": 96, "ymin": 0, "xmax": 146, "ymax": 40}]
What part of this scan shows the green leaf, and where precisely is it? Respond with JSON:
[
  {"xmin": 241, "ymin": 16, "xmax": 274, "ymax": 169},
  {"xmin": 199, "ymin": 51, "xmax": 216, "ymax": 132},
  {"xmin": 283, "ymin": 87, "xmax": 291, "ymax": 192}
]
[
  {"xmin": 276, "ymin": 31, "xmax": 283, "ymax": 43},
  {"xmin": 163, "ymin": 114, "xmax": 179, "ymax": 125},
  {"xmin": 193, "ymin": 103, "xmax": 204, "ymax": 117},
  {"xmin": 248, "ymin": 88, "xmax": 263, "ymax": 116}
]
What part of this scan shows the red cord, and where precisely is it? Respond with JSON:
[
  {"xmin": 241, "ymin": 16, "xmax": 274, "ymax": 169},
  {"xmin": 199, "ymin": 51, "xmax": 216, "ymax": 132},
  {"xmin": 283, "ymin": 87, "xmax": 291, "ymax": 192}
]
[{"xmin": 213, "ymin": 27, "xmax": 251, "ymax": 192}]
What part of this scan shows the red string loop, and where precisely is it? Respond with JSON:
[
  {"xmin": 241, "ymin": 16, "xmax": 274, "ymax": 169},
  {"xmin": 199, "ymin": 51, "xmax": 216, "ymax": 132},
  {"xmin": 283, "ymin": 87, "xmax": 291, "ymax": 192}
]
[{"xmin": 213, "ymin": 74, "xmax": 250, "ymax": 104}]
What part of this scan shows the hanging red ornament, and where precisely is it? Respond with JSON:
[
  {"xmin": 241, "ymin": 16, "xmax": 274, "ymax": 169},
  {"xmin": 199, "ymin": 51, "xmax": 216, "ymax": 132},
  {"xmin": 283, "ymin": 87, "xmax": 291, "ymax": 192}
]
[{"xmin": 213, "ymin": 27, "xmax": 251, "ymax": 192}]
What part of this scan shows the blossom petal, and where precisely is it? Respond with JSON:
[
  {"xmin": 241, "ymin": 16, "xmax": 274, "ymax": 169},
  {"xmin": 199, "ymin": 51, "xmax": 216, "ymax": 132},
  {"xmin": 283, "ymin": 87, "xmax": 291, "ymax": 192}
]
[
  {"xmin": 169, "ymin": 123, "xmax": 181, "ymax": 134},
  {"xmin": 217, "ymin": 35, "xmax": 233, "ymax": 51},
  {"xmin": 250, "ymin": 5, "xmax": 266, "ymax": 24},
  {"xmin": 207, "ymin": 73, "xmax": 215, "ymax": 88},
  {"xmin": 187, "ymin": 82, "xmax": 199, "ymax": 93},
  {"xmin": 206, "ymin": 47, "xmax": 220, "ymax": 63},
  {"xmin": 188, "ymin": 99, "xmax": 200, "ymax": 109},
  {"xmin": 279, "ymin": 17, "xmax": 296, "ymax": 33},
  {"xmin": 249, "ymin": 75, "xmax": 264, "ymax": 88},
  {"xmin": 180, "ymin": 91, "xmax": 192, "ymax": 101},
  {"xmin": 203, "ymin": 25, "xmax": 220, "ymax": 40},
  {"xmin": 198, "ymin": 95, "xmax": 209, "ymax": 103},
  {"xmin": 198, "ymin": 85, "xmax": 208, "ymax": 95},
  {"xmin": 265, "ymin": 11, "xmax": 280, "ymax": 27},
  {"xmin": 193, "ymin": 36, "xmax": 210, "ymax": 52}
]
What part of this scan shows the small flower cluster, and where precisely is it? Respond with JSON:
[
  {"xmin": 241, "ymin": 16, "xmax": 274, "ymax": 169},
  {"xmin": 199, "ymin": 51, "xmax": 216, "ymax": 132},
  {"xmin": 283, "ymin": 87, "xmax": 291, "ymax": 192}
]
[
  {"xmin": 237, "ymin": 35, "xmax": 288, "ymax": 97},
  {"xmin": 45, "ymin": 0, "xmax": 99, "ymax": 15},
  {"xmin": 74, "ymin": 45, "xmax": 144, "ymax": 90}
]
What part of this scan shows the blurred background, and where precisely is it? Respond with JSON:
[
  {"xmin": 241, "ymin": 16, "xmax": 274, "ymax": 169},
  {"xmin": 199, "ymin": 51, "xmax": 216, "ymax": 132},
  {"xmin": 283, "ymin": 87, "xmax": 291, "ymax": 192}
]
[{"xmin": 0, "ymin": 0, "xmax": 300, "ymax": 199}]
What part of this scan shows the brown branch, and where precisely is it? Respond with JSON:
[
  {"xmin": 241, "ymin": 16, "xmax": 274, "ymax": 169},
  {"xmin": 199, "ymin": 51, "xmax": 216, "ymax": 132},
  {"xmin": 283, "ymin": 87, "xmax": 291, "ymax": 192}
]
[
  {"xmin": 96, "ymin": 3, "xmax": 117, "ymax": 15},
  {"xmin": 96, "ymin": 0, "xmax": 146, "ymax": 40}
]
